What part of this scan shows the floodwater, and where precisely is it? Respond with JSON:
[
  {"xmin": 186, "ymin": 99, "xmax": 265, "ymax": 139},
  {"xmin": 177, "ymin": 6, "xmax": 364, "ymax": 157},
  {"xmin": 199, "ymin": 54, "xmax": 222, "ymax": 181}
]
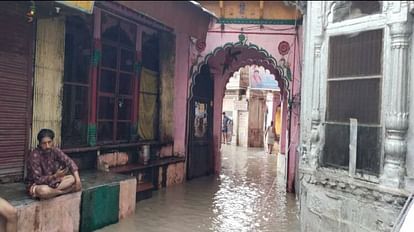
[{"xmin": 97, "ymin": 145, "xmax": 300, "ymax": 232}]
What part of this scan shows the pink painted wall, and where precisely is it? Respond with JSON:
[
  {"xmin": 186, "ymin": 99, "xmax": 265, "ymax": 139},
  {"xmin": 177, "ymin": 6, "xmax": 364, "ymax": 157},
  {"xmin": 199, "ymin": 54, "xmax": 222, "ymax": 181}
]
[
  {"xmin": 173, "ymin": 33, "xmax": 191, "ymax": 156},
  {"xmin": 116, "ymin": 2, "xmax": 213, "ymax": 159},
  {"xmin": 280, "ymin": 99, "xmax": 288, "ymax": 154},
  {"xmin": 287, "ymin": 28, "xmax": 303, "ymax": 192},
  {"xmin": 203, "ymin": 24, "xmax": 303, "ymax": 187},
  {"xmin": 213, "ymin": 78, "xmax": 225, "ymax": 174},
  {"xmin": 118, "ymin": 1, "xmax": 211, "ymax": 39}
]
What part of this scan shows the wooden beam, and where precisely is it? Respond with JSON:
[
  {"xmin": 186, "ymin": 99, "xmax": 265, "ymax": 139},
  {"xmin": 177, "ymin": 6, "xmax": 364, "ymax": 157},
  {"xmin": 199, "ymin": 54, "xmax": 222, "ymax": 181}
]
[
  {"xmin": 259, "ymin": 0, "xmax": 264, "ymax": 19},
  {"xmin": 219, "ymin": 0, "xmax": 224, "ymax": 18}
]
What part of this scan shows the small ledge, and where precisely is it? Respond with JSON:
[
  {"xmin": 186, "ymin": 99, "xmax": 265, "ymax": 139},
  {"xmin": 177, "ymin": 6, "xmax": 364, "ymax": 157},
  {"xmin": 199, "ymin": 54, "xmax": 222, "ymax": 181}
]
[
  {"xmin": 109, "ymin": 157, "xmax": 186, "ymax": 173},
  {"xmin": 300, "ymin": 167, "xmax": 410, "ymax": 204},
  {"xmin": 136, "ymin": 182, "xmax": 154, "ymax": 192},
  {"xmin": 62, "ymin": 140, "xmax": 171, "ymax": 154}
]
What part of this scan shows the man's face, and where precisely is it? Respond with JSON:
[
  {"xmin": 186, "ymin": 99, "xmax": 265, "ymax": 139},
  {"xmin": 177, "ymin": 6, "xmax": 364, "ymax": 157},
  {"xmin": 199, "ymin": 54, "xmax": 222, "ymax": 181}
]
[{"xmin": 40, "ymin": 137, "xmax": 54, "ymax": 151}]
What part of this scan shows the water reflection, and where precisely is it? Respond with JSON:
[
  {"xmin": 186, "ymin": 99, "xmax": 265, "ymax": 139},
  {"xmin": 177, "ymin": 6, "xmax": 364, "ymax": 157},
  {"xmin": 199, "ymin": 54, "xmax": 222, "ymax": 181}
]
[{"xmin": 97, "ymin": 145, "xmax": 299, "ymax": 232}]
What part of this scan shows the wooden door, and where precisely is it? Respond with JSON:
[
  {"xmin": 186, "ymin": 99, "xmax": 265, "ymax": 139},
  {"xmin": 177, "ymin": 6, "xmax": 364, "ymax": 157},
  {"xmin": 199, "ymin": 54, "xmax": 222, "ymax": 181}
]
[{"xmin": 187, "ymin": 65, "xmax": 214, "ymax": 179}]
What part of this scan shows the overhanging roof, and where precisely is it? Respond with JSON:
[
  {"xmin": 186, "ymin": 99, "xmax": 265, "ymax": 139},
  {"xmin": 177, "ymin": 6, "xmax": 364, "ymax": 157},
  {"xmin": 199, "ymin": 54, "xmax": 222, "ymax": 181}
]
[{"xmin": 189, "ymin": 1, "xmax": 219, "ymax": 19}]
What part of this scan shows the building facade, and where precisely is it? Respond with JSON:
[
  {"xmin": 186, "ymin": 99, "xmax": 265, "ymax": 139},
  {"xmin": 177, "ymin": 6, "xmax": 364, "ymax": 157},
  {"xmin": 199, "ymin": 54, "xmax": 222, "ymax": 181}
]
[
  {"xmin": 0, "ymin": 2, "xmax": 217, "ymax": 230},
  {"xmin": 299, "ymin": 1, "xmax": 414, "ymax": 231},
  {"xmin": 0, "ymin": 1, "xmax": 213, "ymax": 190}
]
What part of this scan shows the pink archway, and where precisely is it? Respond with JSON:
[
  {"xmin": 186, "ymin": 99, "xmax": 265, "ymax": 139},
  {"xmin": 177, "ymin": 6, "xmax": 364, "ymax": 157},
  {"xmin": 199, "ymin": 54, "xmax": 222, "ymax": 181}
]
[{"xmin": 188, "ymin": 41, "xmax": 291, "ymax": 178}]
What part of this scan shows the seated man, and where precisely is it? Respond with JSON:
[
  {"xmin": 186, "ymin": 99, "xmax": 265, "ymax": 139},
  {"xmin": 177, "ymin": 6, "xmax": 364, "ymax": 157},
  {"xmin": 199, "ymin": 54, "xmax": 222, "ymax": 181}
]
[
  {"xmin": 26, "ymin": 129, "xmax": 82, "ymax": 199},
  {"xmin": 0, "ymin": 197, "xmax": 17, "ymax": 232}
]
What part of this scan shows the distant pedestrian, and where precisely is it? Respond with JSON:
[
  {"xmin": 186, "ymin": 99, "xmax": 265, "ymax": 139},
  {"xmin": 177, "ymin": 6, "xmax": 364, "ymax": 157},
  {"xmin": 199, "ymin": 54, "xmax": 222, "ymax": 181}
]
[
  {"xmin": 226, "ymin": 118, "xmax": 233, "ymax": 144},
  {"xmin": 265, "ymin": 121, "xmax": 276, "ymax": 154},
  {"xmin": 222, "ymin": 112, "xmax": 230, "ymax": 144}
]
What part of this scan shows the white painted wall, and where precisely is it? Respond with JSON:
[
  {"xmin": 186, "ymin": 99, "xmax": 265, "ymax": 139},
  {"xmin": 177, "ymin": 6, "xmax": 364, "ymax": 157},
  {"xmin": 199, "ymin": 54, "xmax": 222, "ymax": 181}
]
[{"xmin": 300, "ymin": 1, "xmax": 414, "ymax": 230}]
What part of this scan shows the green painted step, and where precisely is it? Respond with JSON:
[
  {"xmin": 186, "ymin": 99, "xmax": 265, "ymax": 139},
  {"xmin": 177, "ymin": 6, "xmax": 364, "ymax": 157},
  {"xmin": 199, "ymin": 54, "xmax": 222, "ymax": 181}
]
[{"xmin": 80, "ymin": 183, "xmax": 120, "ymax": 232}]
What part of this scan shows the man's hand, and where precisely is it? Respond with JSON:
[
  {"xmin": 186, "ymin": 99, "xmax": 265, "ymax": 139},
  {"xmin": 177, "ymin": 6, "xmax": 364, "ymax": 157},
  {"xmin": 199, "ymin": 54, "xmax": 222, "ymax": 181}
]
[
  {"xmin": 74, "ymin": 180, "xmax": 82, "ymax": 192},
  {"xmin": 54, "ymin": 168, "xmax": 68, "ymax": 179},
  {"xmin": 73, "ymin": 171, "xmax": 82, "ymax": 192}
]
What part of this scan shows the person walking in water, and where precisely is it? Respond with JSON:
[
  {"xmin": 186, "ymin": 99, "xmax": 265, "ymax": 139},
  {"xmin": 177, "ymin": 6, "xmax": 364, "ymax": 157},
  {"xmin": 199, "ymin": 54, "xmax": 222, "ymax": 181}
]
[
  {"xmin": 222, "ymin": 112, "xmax": 230, "ymax": 144},
  {"xmin": 265, "ymin": 121, "xmax": 276, "ymax": 154}
]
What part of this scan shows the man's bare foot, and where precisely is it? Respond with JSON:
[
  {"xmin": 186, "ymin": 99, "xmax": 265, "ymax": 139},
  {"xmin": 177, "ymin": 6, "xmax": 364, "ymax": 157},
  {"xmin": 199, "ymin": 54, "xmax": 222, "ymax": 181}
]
[{"xmin": 60, "ymin": 185, "xmax": 75, "ymax": 195}]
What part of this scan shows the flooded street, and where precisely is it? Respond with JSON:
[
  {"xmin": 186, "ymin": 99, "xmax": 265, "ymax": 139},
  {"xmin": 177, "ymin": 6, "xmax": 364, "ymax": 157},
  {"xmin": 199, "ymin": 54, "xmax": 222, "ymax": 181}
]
[{"xmin": 98, "ymin": 145, "xmax": 300, "ymax": 232}]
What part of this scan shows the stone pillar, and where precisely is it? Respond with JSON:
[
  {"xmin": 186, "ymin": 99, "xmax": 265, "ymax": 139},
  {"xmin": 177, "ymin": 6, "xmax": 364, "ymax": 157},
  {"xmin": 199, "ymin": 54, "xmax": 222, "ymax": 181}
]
[
  {"xmin": 380, "ymin": 21, "xmax": 412, "ymax": 188},
  {"xmin": 306, "ymin": 35, "xmax": 323, "ymax": 169}
]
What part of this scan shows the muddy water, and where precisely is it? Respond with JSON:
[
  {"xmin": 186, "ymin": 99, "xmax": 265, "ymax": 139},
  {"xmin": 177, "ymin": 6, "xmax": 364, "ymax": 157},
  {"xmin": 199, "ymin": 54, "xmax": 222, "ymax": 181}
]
[{"xmin": 97, "ymin": 145, "xmax": 300, "ymax": 232}]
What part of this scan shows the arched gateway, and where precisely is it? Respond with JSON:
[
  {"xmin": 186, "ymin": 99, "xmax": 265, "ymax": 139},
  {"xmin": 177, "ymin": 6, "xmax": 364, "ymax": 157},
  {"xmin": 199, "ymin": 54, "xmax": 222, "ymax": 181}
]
[{"xmin": 187, "ymin": 40, "xmax": 291, "ymax": 179}]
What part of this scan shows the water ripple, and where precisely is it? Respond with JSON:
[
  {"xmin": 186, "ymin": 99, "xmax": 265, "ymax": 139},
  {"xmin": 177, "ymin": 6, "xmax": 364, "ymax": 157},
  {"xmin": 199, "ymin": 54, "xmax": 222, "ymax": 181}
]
[{"xmin": 97, "ymin": 146, "xmax": 300, "ymax": 232}]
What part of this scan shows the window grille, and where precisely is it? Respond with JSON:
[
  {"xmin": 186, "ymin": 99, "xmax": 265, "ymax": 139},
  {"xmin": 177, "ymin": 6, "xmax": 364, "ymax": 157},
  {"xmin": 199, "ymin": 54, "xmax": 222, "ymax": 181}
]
[{"xmin": 323, "ymin": 29, "xmax": 383, "ymax": 176}]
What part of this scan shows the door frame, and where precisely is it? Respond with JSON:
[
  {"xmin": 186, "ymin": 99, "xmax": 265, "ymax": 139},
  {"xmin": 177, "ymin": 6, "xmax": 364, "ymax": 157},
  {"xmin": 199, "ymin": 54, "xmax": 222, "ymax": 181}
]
[{"xmin": 186, "ymin": 67, "xmax": 214, "ymax": 180}]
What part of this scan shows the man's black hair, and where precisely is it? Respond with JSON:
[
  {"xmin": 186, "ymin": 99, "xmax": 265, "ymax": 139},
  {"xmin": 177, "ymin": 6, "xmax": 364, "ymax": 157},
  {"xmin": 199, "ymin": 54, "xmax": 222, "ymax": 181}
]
[{"xmin": 37, "ymin": 129, "xmax": 55, "ymax": 143}]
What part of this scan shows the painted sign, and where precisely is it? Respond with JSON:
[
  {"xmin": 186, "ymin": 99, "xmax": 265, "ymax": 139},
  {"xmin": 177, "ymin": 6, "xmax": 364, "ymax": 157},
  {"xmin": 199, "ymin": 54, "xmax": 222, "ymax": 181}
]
[
  {"xmin": 56, "ymin": 1, "xmax": 94, "ymax": 14},
  {"xmin": 249, "ymin": 65, "xmax": 280, "ymax": 91}
]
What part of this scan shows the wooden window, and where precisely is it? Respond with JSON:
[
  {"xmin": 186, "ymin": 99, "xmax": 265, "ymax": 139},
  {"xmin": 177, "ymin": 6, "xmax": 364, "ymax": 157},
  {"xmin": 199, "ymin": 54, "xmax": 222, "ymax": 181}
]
[
  {"xmin": 323, "ymin": 29, "xmax": 383, "ymax": 175},
  {"xmin": 98, "ymin": 13, "xmax": 136, "ymax": 143},
  {"xmin": 62, "ymin": 16, "xmax": 92, "ymax": 148},
  {"xmin": 138, "ymin": 32, "xmax": 160, "ymax": 141}
]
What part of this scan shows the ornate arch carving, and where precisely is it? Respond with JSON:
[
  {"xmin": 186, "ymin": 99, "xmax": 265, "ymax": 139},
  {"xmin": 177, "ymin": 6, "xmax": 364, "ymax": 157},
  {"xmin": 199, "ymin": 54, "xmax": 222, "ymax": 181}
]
[{"xmin": 189, "ymin": 41, "xmax": 291, "ymax": 99}]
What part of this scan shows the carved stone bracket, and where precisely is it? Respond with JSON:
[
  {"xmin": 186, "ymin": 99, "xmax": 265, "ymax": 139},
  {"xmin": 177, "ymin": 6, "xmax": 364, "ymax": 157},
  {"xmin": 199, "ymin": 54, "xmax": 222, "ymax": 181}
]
[
  {"xmin": 306, "ymin": 35, "xmax": 323, "ymax": 169},
  {"xmin": 380, "ymin": 21, "xmax": 412, "ymax": 188}
]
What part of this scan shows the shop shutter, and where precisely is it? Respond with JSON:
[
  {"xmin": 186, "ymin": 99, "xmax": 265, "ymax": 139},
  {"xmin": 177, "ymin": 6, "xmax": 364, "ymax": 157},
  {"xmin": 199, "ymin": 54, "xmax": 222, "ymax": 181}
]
[{"xmin": 0, "ymin": 3, "xmax": 33, "ymax": 181}]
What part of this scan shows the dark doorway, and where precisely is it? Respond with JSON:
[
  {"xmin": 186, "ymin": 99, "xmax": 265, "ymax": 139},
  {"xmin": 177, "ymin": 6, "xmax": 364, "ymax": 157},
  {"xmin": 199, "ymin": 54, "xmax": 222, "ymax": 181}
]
[{"xmin": 187, "ymin": 65, "xmax": 214, "ymax": 179}]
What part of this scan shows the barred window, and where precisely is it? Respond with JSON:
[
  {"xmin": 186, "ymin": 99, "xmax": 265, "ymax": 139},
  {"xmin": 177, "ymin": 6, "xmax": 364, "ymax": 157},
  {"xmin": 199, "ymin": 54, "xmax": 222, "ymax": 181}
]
[
  {"xmin": 98, "ymin": 13, "xmax": 136, "ymax": 143},
  {"xmin": 323, "ymin": 29, "xmax": 383, "ymax": 175}
]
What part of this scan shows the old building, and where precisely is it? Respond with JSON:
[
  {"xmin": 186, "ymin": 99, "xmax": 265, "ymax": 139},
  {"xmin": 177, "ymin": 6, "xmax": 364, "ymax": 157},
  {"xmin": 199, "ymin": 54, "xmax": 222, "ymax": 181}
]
[
  {"xmin": 0, "ymin": 1, "xmax": 216, "ymax": 231},
  {"xmin": 299, "ymin": 1, "xmax": 414, "ymax": 231},
  {"xmin": 0, "ymin": 0, "xmax": 213, "ymax": 183}
]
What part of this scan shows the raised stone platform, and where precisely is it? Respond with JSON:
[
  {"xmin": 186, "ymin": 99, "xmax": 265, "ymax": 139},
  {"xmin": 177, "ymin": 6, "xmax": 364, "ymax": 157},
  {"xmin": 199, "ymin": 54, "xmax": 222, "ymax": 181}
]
[
  {"xmin": 299, "ymin": 169, "xmax": 409, "ymax": 232},
  {"xmin": 0, "ymin": 170, "xmax": 136, "ymax": 232},
  {"xmin": 0, "ymin": 183, "xmax": 81, "ymax": 232}
]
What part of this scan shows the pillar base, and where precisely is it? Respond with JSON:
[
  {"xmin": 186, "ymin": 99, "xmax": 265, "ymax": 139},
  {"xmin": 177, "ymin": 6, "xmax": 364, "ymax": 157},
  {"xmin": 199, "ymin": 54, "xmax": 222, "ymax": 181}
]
[{"xmin": 381, "ymin": 161, "xmax": 406, "ymax": 188}]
